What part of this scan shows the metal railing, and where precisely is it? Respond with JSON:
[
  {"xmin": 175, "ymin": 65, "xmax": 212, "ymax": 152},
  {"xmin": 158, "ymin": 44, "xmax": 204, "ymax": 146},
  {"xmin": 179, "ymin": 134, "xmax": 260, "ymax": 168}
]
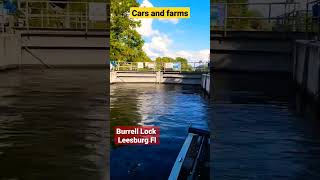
[
  {"xmin": 1, "ymin": 0, "xmax": 109, "ymax": 33},
  {"xmin": 211, "ymin": 1, "xmax": 300, "ymax": 35},
  {"xmin": 110, "ymin": 61, "xmax": 209, "ymax": 73},
  {"xmin": 306, "ymin": 0, "xmax": 320, "ymax": 39},
  {"xmin": 1, "ymin": 8, "xmax": 4, "ymax": 33}
]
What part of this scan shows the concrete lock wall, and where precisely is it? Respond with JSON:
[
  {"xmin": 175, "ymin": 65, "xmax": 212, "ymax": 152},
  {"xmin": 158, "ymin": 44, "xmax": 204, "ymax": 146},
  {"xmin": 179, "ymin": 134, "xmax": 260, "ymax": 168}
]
[
  {"xmin": 211, "ymin": 31, "xmax": 306, "ymax": 72},
  {"xmin": 294, "ymin": 40, "xmax": 320, "ymax": 100},
  {"xmin": 201, "ymin": 74, "xmax": 210, "ymax": 94},
  {"xmin": 1, "ymin": 30, "xmax": 108, "ymax": 70},
  {"xmin": 20, "ymin": 31, "xmax": 108, "ymax": 67},
  {"xmin": 110, "ymin": 71, "xmax": 203, "ymax": 85},
  {"xmin": 0, "ymin": 34, "xmax": 21, "ymax": 70}
]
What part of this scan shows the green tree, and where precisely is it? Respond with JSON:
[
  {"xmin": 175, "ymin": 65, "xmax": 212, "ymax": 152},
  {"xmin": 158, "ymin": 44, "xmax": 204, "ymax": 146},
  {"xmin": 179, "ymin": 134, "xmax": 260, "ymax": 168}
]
[
  {"xmin": 175, "ymin": 57, "xmax": 192, "ymax": 71},
  {"xmin": 155, "ymin": 57, "xmax": 192, "ymax": 71},
  {"xmin": 110, "ymin": 0, "xmax": 151, "ymax": 62}
]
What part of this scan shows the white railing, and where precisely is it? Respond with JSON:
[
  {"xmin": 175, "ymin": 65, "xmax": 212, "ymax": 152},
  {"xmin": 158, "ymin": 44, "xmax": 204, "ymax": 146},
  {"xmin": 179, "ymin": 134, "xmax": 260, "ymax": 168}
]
[
  {"xmin": 211, "ymin": 1, "xmax": 300, "ymax": 34},
  {"xmin": 1, "ymin": 0, "xmax": 108, "ymax": 33},
  {"xmin": 110, "ymin": 61, "xmax": 209, "ymax": 72}
]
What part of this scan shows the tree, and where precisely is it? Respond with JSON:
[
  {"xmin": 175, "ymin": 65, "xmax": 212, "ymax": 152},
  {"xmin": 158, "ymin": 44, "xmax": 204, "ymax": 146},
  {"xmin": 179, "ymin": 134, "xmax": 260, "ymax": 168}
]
[
  {"xmin": 175, "ymin": 57, "xmax": 192, "ymax": 71},
  {"xmin": 110, "ymin": 0, "xmax": 151, "ymax": 62},
  {"xmin": 155, "ymin": 57, "xmax": 192, "ymax": 71}
]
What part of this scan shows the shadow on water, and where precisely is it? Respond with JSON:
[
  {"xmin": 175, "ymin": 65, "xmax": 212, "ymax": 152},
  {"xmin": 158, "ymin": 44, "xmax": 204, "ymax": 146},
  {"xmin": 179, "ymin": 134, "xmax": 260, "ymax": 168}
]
[
  {"xmin": 0, "ymin": 69, "xmax": 108, "ymax": 180},
  {"xmin": 211, "ymin": 72, "xmax": 320, "ymax": 180}
]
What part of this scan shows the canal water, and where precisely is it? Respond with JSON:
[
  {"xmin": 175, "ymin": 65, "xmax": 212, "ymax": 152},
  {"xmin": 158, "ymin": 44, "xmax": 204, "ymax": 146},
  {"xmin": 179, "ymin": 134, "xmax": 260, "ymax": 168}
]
[
  {"xmin": 212, "ymin": 72, "xmax": 320, "ymax": 180},
  {"xmin": 0, "ymin": 69, "xmax": 108, "ymax": 179},
  {"xmin": 1, "ymin": 69, "xmax": 319, "ymax": 180},
  {"xmin": 110, "ymin": 83, "xmax": 209, "ymax": 180}
]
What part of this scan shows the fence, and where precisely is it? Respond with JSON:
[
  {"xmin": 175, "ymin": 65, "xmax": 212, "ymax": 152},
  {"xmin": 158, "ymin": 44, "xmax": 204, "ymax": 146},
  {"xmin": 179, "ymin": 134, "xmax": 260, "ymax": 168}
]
[
  {"xmin": 1, "ymin": 0, "xmax": 109, "ymax": 33},
  {"xmin": 211, "ymin": 1, "xmax": 300, "ymax": 34},
  {"xmin": 110, "ymin": 61, "xmax": 209, "ymax": 72}
]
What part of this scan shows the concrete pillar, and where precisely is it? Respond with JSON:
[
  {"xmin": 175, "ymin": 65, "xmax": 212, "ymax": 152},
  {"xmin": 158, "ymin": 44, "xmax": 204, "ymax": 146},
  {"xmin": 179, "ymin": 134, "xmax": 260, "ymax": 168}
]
[
  {"xmin": 294, "ymin": 40, "xmax": 320, "ymax": 100},
  {"xmin": 110, "ymin": 71, "xmax": 117, "ymax": 84},
  {"xmin": 156, "ymin": 71, "xmax": 163, "ymax": 83}
]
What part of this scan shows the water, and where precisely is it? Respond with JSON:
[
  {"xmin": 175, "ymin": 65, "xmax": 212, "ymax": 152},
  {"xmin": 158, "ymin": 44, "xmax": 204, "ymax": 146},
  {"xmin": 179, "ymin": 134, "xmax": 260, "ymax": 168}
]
[
  {"xmin": 212, "ymin": 72, "xmax": 320, "ymax": 180},
  {"xmin": 110, "ymin": 83, "xmax": 209, "ymax": 180},
  {"xmin": 1, "ymin": 69, "xmax": 319, "ymax": 180},
  {"xmin": 0, "ymin": 69, "xmax": 108, "ymax": 179}
]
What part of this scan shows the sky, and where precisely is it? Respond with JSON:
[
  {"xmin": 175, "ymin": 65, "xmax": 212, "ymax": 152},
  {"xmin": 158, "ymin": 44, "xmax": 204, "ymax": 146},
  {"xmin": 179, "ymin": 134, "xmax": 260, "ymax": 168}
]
[{"xmin": 136, "ymin": 0, "xmax": 210, "ymax": 62}]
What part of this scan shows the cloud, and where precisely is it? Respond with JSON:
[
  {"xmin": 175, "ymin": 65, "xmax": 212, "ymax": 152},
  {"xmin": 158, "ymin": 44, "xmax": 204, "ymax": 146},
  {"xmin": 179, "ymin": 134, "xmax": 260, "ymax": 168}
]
[
  {"xmin": 140, "ymin": 0, "xmax": 153, "ymax": 7},
  {"xmin": 136, "ymin": 0, "xmax": 209, "ymax": 63},
  {"xmin": 142, "ymin": 34, "xmax": 172, "ymax": 58},
  {"xmin": 168, "ymin": 49, "xmax": 210, "ymax": 62},
  {"xmin": 136, "ymin": 0, "xmax": 179, "ymax": 37},
  {"xmin": 135, "ymin": 0, "xmax": 159, "ymax": 37},
  {"xmin": 143, "ymin": 42, "xmax": 209, "ymax": 62},
  {"xmin": 158, "ymin": 18, "xmax": 179, "ymax": 24},
  {"xmin": 136, "ymin": 19, "xmax": 160, "ymax": 37}
]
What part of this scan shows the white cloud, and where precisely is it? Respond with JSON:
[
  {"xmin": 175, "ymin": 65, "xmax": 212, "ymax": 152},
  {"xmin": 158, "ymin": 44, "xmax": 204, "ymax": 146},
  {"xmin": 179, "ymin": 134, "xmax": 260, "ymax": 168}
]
[
  {"xmin": 142, "ymin": 34, "xmax": 172, "ymax": 59},
  {"xmin": 136, "ymin": 0, "xmax": 179, "ymax": 37},
  {"xmin": 168, "ymin": 49, "xmax": 210, "ymax": 62},
  {"xmin": 136, "ymin": 0, "xmax": 209, "ymax": 63},
  {"xmin": 135, "ymin": 0, "xmax": 159, "ymax": 37},
  {"xmin": 142, "ymin": 43, "xmax": 160, "ymax": 58},
  {"xmin": 140, "ymin": 0, "xmax": 153, "ymax": 7},
  {"xmin": 136, "ymin": 19, "xmax": 159, "ymax": 37},
  {"xmin": 158, "ymin": 18, "xmax": 179, "ymax": 24}
]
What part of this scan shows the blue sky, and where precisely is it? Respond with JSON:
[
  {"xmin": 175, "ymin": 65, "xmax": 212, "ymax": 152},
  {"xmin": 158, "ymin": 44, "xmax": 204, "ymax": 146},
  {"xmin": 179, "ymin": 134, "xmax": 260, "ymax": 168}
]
[{"xmin": 136, "ymin": 0, "xmax": 210, "ymax": 62}]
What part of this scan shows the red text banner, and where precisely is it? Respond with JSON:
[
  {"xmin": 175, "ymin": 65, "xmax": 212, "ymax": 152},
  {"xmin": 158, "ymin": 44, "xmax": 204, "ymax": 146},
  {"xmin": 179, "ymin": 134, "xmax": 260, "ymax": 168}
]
[{"xmin": 114, "ymin": 126, "xmax": 160, "ymax": 145}]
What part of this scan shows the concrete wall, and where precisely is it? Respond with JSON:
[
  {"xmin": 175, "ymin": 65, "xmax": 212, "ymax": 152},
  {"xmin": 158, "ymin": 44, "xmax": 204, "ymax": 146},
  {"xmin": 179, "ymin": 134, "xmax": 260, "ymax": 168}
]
[
  {"xmin": 0, "ymin": 34, "xmax": 21, "ymax": 70},
  {"xmin": 20, "ymin": 31, "xmax": 108, "ymax": 67},
  {"xmin": 110, "ymin": 71, "xmax": 203, "ymax": 85},
  {"xmin": 201, "ymin": 74, "xmax": 210, "ymax": 94},
  {"xmin": 294, "ymin": 40, "xmax": 320, "ymax": 100},
  {"xmin": 1, "ymin": 30, "xmax": 108, "ymax": 70},
  {"xmin": 211, "ymin": 31, "xmax": 306, "ymax": 72},
  {"xmin": 162, "ymin": 73, "xmax": 202, "ymax": 85}
]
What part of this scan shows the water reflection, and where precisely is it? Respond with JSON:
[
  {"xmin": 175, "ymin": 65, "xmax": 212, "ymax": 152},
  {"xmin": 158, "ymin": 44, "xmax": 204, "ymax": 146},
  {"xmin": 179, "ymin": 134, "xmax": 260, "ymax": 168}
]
[
  {"xmin": 110, "ymin": 83, "xmax": 209, "ymax": 180},
  {"xmin": 0, "ymin": 69, "xmax": 108, "ymax": 180},
  {"xmin": 212, "ymin": 72, "xmax": 320, "ymax": 180}
]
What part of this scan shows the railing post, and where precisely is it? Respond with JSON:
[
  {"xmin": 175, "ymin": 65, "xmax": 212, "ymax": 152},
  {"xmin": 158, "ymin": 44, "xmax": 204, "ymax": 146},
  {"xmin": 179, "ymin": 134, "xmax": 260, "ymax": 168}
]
[
  {"xmin": 66, "ymin": 2, "xmax": 70, "ymax": 29},
  {"xmin": 268, "ymin": 3, "xmax": 271, "ymax": 23},
  {"xmin": 46, "ymin": 1, "xmax": 49, "ymax": 27},
  {"xmin": 2, "ymin": 1, "xmax": 5, "ymax": 33},
  {"xmin": 41, "ymin": 9, "xmax": 43, "ymax": 28},
  {"xmin": 306, "ymin": 0, "xmax": 309, "ymax": 39},
  {"xmin": 293, "ymin": 3, "xmax": 297, "ymax": 32},
  {"xmin": 224, "ymin": 2, "xmax": 228, "ymax": 37},
  {"xmin": 26, "ymin": 0, "xmax": 29, "ymax": 33},
  {"xmin": 85, "ymin": 2, "xmax": 88, "ymax": 34}
]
